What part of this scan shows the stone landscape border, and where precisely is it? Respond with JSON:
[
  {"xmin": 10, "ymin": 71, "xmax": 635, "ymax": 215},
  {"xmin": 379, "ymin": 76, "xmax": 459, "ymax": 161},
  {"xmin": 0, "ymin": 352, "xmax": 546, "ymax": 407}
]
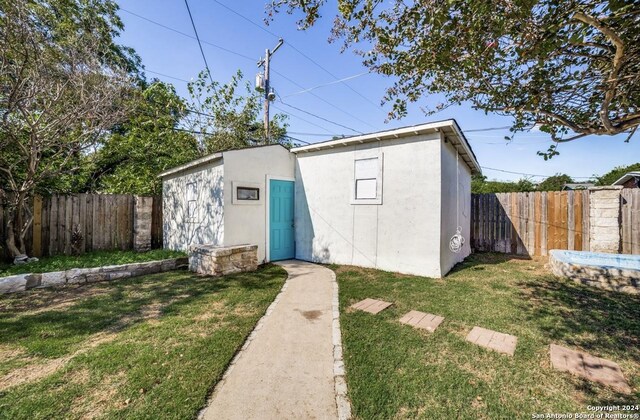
[{"xmin": 0, "ymin": 257, "xmax": 188, "ymax": 294}]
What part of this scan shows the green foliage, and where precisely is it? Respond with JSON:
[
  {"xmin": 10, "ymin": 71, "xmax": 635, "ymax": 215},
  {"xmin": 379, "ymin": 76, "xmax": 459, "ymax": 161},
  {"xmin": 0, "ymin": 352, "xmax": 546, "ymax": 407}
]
[
  {"xmin": 0, "ymin": 0, "xmax": 140, "ymax": 256},
  {"xmin": 270, "ymin": 0, "xmax": 640, "ymax": 153},
  {"xmin": 187, "ymin": 70, "xmax": 289, "ymax": 153},
  {"xmin": 537, "ymin": 173, "xmax": 574, "ymax": 191},
  {"xmin": 595, "ymin": 162, "xmax": 640, "ymax": 186},
  {"xmin": 471, "ymin": 175, "xmax": 536, "ymax": 194},
  {"xmin": 87, "ymin": 82, "xmax": 200, "ymax": 195}
]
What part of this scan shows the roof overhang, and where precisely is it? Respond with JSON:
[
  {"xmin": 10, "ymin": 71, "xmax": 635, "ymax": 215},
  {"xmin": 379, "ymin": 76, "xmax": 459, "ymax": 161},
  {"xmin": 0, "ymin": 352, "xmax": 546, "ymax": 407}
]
[
  {"xmin": 290, "ymin": 119, "xmax": 481, "ymax": 175},
  {"xmin": 157, "ymin": 152, "xmax": 222, "ymax": 178},
  {"xmin": 612, "ymin": 171, "xmax": 640, "ymax": 186}
]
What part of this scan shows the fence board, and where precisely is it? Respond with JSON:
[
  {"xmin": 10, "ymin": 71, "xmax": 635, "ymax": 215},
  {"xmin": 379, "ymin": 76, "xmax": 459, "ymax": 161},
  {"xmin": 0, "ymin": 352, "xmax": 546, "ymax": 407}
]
[
  {"xmin": 33, "ymin": 196, "xmax": 42, "ymax": 257},
  {"xmin": 1, "ymin": 193, "xmax": 161, "ymax": 261},
  {"xmin": 86, "ymin": 194, "xmax": 93, "ymax": 252},
  {"xmin": 574, "ymin": 191, "xmax": 583, "ymax": 251},
  {"xmin": 64, "ymin": 196, "xmax": 72, "ymax": 255},
  {"xmin": 41, "ymin": 197, "xmax": 50, "ymax": 257},
  {"xmin": 471, "ymin": 190, "xmax": 605, "ymax": 257},
  {"xmin": 621, "ymin": 189, "xmax": 640, "ymax": 255}
]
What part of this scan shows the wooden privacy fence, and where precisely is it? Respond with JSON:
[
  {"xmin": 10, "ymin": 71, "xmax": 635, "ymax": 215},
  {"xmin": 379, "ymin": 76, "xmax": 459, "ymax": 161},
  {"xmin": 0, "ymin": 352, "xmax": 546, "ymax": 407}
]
[
  {"xmin": 621, "ymin": 189, "xmax": 640, "ymax": 255},
  {"xmin": 471, "ymin": 189, "xmax": 640, "ymax": 257},
  {"xmin": 471, "ymin": 191, "xmax": 590, "ymax": 257},
  {"xmin": 0, "ymin": 194, "xmax": 163, "ymax": 260}
]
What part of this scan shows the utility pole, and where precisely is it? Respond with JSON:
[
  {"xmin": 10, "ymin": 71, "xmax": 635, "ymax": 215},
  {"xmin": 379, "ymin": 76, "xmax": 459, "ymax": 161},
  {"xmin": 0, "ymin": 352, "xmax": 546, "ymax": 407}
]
[{"xmin": 257, "ymin": 38, "xmax": 283, "ymax": 143}]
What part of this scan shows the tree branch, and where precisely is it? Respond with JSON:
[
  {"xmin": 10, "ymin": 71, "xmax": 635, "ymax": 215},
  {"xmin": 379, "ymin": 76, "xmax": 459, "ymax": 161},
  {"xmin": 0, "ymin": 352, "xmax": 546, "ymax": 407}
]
[{"xmin": 572, "ymin": 11, "xmax": 625, "ymax": 133}]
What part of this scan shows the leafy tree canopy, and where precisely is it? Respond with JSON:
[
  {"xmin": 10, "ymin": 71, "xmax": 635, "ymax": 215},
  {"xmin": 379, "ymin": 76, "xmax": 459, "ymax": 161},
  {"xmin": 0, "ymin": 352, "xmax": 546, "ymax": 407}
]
[
  {"xmin": 537, "ymin": 173, "xmax": 574, "ymax": 191},
  {"xmin": 87, "ymin": 81, "xmax": 200, "ymax": 195},
  {"xmin": 187, "ymin": 70, "xmax": 289, "ymax": 153},
  {"xmin": 595, "ymin": 162, "xmax": 640, "ymax": 185},
  {"xmin": 0, "ymin": 0, "xmax": 139, "ymax": 257},
  {"xmin": 269, "ymin": 0, "xmax": 640, "ymax": 157},
  {"xmin": 471, "ymin": 175, "xmax": 536, "ymax": 194}
]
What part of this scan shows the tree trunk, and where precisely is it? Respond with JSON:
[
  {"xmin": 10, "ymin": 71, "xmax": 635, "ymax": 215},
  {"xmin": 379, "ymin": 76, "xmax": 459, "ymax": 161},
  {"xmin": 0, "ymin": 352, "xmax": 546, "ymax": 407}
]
[
  {"xmin": 4, "ymin": 196, "xmax": 31, "ymax": 258},
  {"xmin": 5, "ymin": 217, "xmax": 23, "ymax": 258}
]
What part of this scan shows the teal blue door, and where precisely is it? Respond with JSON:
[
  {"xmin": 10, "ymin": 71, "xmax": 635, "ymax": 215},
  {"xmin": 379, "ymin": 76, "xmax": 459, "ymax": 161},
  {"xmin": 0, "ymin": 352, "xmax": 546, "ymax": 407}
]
[{"xmin": 269, "ymin": 180, "xmax": 295, "ymax": 261}]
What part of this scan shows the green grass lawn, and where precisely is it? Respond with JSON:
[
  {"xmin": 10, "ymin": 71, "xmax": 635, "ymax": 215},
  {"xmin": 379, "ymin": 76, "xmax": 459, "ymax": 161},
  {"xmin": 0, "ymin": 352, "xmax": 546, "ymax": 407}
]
[
  {"xmin": 0, "ymin": 264, "xmax": 287, "ymax": 419},
  {"xmin": 0, "ymin": 249, "xmax": 186, "ymax": 277},
  {"xmin": 335, "ymin": 253, "xmax": 640, "ymax": 419}
]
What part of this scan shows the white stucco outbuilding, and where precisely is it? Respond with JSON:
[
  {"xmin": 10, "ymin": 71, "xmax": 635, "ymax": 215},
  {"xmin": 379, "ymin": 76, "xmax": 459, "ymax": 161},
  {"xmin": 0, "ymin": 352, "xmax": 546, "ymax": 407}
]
[{"xmin": 159, "ymin": 119, "xmax": 481, "ymax": 278}]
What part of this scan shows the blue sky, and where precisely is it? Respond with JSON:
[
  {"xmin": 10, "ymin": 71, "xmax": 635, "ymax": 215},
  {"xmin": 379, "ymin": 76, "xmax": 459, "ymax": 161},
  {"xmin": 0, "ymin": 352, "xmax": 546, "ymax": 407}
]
[{"xmin": 115, "ymin": 0, "xmax": 639, "ymax": 182}]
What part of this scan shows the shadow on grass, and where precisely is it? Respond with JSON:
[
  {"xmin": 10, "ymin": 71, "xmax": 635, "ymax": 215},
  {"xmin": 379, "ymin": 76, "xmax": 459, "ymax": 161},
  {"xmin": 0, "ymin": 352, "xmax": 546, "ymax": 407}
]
[
  {"xmin": 448, "ymin": 252, "xmax": 534, "ymax": 276},
  {"xmin": 518, "ymin": 276, "xmax": 640, "ymax": 361},
  {"xmin": 0, "ymin": 265, "xmax": 284, "ymax": 358}
]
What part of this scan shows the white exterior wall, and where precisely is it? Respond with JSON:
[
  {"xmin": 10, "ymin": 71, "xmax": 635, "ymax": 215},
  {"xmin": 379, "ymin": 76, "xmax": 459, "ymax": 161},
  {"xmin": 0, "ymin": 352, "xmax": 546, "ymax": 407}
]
[
  {"xmin": 222, "ymin": 145, "xmax": 295, "ymax": 263},
  {"xmin": 162, "ymin": 160, "xmax": 224, "ymax": 251},
  {"xmin": 294, "ymin": 134, "xmax": 445, "ymax": 277},
  {"xmin": 440, "ymin": 137, "xmax": 473, "ymax": 275}
]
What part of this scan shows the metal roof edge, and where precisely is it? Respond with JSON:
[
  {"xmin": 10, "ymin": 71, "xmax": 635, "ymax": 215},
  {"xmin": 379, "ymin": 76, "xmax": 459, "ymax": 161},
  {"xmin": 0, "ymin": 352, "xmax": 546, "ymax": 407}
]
[{"xmin": 612, "ymin": 171, "xmax": 640, "ymax": 185}]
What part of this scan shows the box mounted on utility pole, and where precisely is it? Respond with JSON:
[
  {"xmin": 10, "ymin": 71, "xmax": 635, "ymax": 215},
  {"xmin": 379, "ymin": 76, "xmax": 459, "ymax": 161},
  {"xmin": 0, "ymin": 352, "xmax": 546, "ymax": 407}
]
[{"xmin": 257, "ymin": 38, "xmax": 283, "ymax": 143}]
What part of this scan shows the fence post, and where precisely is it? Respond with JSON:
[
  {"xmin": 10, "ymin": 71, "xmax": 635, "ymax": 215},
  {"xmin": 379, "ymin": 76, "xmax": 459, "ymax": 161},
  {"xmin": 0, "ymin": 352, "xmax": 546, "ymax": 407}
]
[
  {"xmin": 32, "ymin": 195, "xmax": 42, "ymax": 257},
  {"xmin": 588, "ymin": 186, "xmax": 622, "ymax": 253},
  {"xmin": 133, "ymin": 196, "xmax": 153, "ymax": 252}
]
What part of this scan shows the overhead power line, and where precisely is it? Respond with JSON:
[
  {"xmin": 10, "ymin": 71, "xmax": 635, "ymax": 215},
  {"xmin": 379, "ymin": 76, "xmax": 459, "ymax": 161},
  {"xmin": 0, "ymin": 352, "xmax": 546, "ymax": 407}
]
[
  {"xmin": 121, "ymin": 7, "xmax": 375, "ymax": 132},
  {"xmin": 466, "ymin": 126, "xmax": 513, "ymax": 133},
  {"xmin": 283, "ymin": 72, "xmax": 370, "ymax": 98},
  {"xmin": 481, "ymin": 166, "xmax": 594, "ymax": 179},
  {"xmin": 271, "ymin": 104, "xmax": 335, "ymax": 134},
  {"xmin": 288, "ymin": 131, "xmax": 344, "ymax": 137},
  {"xmin": 120, "ymin": 8, "xmax": 255, "ymax": 62},
  {"xmin": 210, "ymin": 0, "xmax": 384, "ymax": 112},
  {"xmin": 279, "ymin": 101, "xmax": 363, "ymax": 134},
  {"xmin": 273, "ymin": 71, "xmax": 377, "ymax": 129},
  {"xmin": 183, "ymin": 0, "xmax": 215, "ymax": 86},
  {"xmin": 145, "ymin": 69, "xmax": 191, "ymax": 83}
]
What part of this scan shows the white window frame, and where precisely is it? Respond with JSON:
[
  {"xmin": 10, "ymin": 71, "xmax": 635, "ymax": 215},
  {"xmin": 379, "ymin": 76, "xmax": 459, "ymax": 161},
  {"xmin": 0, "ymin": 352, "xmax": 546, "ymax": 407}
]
[
  {"xmin": 186, "ymin": 181, "xmax": 198, "ymax": 220},
  {"xmin": 351, "ymin": 153, "xmax": 383, "ymax": 205},
  {"xmin": 232, "ymin": 181, "xmax": 263, "ymax": 205}
]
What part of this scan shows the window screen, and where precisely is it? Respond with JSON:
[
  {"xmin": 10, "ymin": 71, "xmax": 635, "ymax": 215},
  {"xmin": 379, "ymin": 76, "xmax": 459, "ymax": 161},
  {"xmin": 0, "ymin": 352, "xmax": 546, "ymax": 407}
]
[
  {"xmin": 237, "ymin": 186, "xmax": 259, "ymax": 201},
  {"xmin": 355, "ymin": 158, "xmax": 379, "ymax": 200}
]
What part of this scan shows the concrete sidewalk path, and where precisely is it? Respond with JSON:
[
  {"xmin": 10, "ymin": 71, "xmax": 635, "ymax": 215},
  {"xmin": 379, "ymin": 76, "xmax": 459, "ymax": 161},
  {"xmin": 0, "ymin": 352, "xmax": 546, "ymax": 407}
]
[{"xmin": 200, "ymin": 260, "xmax": 345, "ymax": 420}]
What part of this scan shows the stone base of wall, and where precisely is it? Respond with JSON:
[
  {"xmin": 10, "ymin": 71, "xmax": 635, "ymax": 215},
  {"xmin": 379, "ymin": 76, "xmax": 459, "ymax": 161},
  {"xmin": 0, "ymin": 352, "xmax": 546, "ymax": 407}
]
[
  {"xmin": 189, "ymin": 244, "xmax": 258, "ymax": 276},
  {"xmin": 0, "ymin": 257, "xmax": 188, "ymax": 295},
  {"xmin": 549, "ymin": 253, "xmax": 639, "ymax": 295}
]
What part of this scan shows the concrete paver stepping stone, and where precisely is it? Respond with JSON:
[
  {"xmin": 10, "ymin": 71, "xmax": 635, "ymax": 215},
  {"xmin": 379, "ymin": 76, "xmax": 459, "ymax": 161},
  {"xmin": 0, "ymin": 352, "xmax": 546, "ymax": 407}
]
[
  {"xmin": 466, "ymin": 326, "xmax": 517, "ymax": 356},
  {"xmin": 549, "ymin": 344, "xmax": 631, "ymax": 394},
  {"xmin": 399, "ymin": 310, "xmax": 444, "ymax": 332},
  {"xmin": 350, "ymin": 298, "xmax": 393, "ymax": 314}
]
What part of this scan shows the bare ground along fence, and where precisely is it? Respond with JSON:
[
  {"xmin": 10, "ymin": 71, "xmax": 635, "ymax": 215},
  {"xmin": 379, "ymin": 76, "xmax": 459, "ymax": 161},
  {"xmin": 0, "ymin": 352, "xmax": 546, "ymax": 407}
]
[
  {"xmin": 471, "ymin": 189, "xmax": 639, "ymax": 257},
  {"xmin": 0, "ymin": 194, "xmax": 162, "ymax": 261}
]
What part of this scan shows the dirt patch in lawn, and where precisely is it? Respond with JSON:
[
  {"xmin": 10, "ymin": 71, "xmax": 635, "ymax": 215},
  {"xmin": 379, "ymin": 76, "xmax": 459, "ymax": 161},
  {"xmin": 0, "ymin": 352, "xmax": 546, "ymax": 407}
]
[
  {"xmin": 0, "ymin": 286, "xmax": 111, "ymax": 314},
  {"xmin": 71, "ymin": 370, "xmax": 128, "ymax": 419},
  {"xmin": 0, "ymin": 344, "xmax": 26, "ymax": 361},
  {"xmin": 0, "ymin": 355, "xmax": 70, "ymax": 391},
  {"xmin": 0, "ymin": 331, "xmax": 118, "ymax": 392}
]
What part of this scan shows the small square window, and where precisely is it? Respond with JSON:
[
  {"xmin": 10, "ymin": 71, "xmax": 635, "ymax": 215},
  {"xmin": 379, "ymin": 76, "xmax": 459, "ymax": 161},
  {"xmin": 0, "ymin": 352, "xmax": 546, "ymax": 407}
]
[
  {"xmin": 355, "ymin": 178, "xmax": 377, "ymax": 199},
  {"xmin": 354, "ymin": 157, "xmax": 381, "ymax": 201},
  {"xmin": 237, "ymin": 186, "xmax": 259, "ymax": 201}
]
